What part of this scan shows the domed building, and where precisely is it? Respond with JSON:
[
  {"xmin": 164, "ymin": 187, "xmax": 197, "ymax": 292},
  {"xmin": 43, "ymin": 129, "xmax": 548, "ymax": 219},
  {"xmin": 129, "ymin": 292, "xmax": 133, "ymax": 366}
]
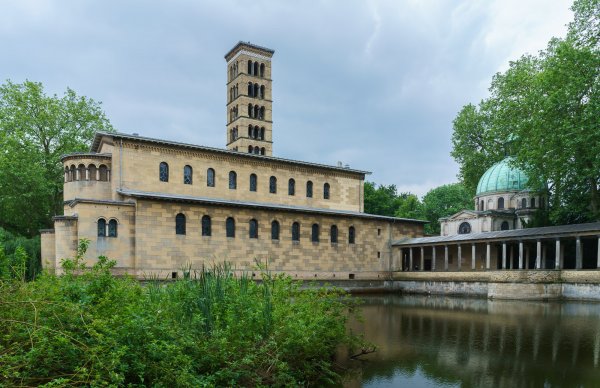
[{"xmin": 440, "ymin": 158, "xmax": 544, "ymax": 236}]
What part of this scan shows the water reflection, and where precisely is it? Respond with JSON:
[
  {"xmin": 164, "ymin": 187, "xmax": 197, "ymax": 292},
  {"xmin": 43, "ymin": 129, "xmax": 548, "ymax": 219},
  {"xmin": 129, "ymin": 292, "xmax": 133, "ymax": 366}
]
[{"xmin": 343, "ymin": 295, "xmax": 600, "ymax": 387}]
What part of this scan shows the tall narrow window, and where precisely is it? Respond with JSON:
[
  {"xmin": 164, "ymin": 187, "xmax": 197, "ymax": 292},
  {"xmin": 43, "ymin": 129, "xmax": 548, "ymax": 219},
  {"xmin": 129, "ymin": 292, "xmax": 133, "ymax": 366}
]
[
  {"xmin": 176, "ymin": 213, "xmax": 186, "ymax": 235},
  {"xmin": 330, "ymin": 225, "xmax": 338, "ymax": 243},
  {"xmin": 323, "ymin": 183, "xmax": 330, "ymax": 199},
  {"xmin": 269, "ymin": 176, "xmax": 277, "ymax": 194},
  {"xmin": 497, "ymin": 197, "xmax": 504, "ymax": 209},
  {"xmin": 201, "ymin": 215, "xmax": 211, "ymax": 236},
  {"xmin": 271, "ymin": 220, "xmax": 280, "ymax": 240},
  {"xmin": 99, "ymin": 165, "xmax": 108, "ymax": 181},
  {"xmin": 288, "ymin": 179, "xmax": 295, "ymax": 195},
  {"xmin": 184, "ymin": 165, "xmax": 193, "ymax": 185},
  {"xmin": 253, "ymin": 83, "xmax": 259, "ymax": 98},
  {"xmin": 229, "ymin": 171, "xmax": 237, "ymax": 189},
  {"xmin": 522, "ymin": 198, "xmax": 527, "ymax": 208},
  {"xmin": 70, "ymin": 165, "xmax": 76, "ymax": 181},
  {"xmin": 306, "ymin": 181, "xmax": 313, "ymax": 198},
  {"xmin": 248, "ymin": 145, "xmax": 253, "ymax": 153},
  {"xmin": 248, "ymin": 103, "xmax": 253, "ymax": 118},
  {"xmin": 249, "ymin": 219, "xmax": 258, "ymax": 239},
  {"xmin": 248, "ymin": 82, "xmax": 253, "ymax": 96},
  {"xmin": 531, "ymin": 198, "xmax": 536, "ymax": 208},
  {"xmin": 253, "ymin": 62, "xmax": 259, "ymax": 76},
  {"xmin": 97, "ymin": 218, "xmax": 106, "ymax": 237},
  {"xmin": 247, "ymin": 60, "xmax": 252, "ymax": 75},
  {"xmin": 207, "ymin": 168, "xmax": 215, "ymax": 187},
  {"xmin": 65, "ymin": 167, "xmax": 71, "ymax": 182},
  {"xmin": 78, "ymin": 164, "xmax": 86, "ymax": 180},
  {"xmin": 260, "ymin": 127, "xmax": 265, "ymax": 140},
  {"xmin": 311, "ymin": 224, "xmax": 319, "ymax": 243},
  {"xmin": 159, "ymin": 162, "xmax": 169, "ymax": 182},
  {"xmin": 348, "ymin": 226, "xmax": 355, "ymax": 244},
  {"xmin": 226, "ymin": 217, "xmax": 235, "ymax": 238},
  {"xmin": 292, "ymin": 222, "xmax": 300, "ymax": 241},
  {"xmin": 259, "ymin": 106, "xmax": 265, "ymax": 120},
  {"xmin": 88, "ymin": 164, "xmax": 97, "ymax": 181},
  {"xmin": 260, "ymin": 85, "xmax": 265, "ymax": 99},
  {"xmin": 108, "ymin": 219, "xmax": 118, "ymax": 237},
  {"xmin": 250, "ymin": 173, "xmax": 257, "ymax": 192},
  {"xmin": 260, "ymin": 63, "xmax": 265, "ymax": 77}
]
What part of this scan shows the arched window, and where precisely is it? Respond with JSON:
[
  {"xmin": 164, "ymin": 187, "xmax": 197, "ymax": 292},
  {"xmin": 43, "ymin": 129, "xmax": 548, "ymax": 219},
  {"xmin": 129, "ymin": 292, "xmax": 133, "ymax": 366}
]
[
  {"xmin": 522, "ymin": 198, "xmax": 527, "ymax": 208},
  {"xmin": 78, "ymin": 164, "xmax": 86, "ymax": 180},
  {"xmin": 497, "ymin": 197, "xmax": 504, "ymax": 209},
  {"xmin": 254, "ymin": 83, "xmax": 258, "ymax": 98},
  {"xmin": 501, "ymin": 221, "xmax": 510, "ymax": 231},
  {"xmin": 248, "ymin": 82, "xmax": 253, "ymax": 97},
  {"xmin": 108, "ymin": 219, "xmax": 118, "ymax": 237},
  {"xmin": 480, "ymin": 200, "xmax": 484, "ymax": 211},
  {"xmin": 260, "ymin": 63, "xmax": 265, "ymax": 77},
  {"xmin": 250, "ymin": 173, "xmax": 257, "ymax": 192},
  {"xmin": 175, "ymin": 213, "xmax": 186, "ymax": 235},
  {"xmin": 260, "ymin": 127, "xmax": 265, "ymax": 140},
  {"xmin": 531, "ymin": 198, "xmax": 536, "ymax": 208},
  {"xmin": 311, "ymin": 224, "xmax": 319, "ymax": 242},
  {"xmin": 253, "ymin": 126, "xmax": 259, "ymax": 139},
  {"xmin": 269, "ymin": 176, "xmax": 277, "ymax": 193},
  {"xmin": 292, "ymin": 222, "xmax": 300, "ymax": 241},
  {"xmin": 260, "ymin": 147, "xmax": 265, "ymax": 155},
  {"xmin": 260, "ymin": 85, "xmax": 265, "ymax": 99},
  {"xmin": 70, "ymin": 165, "xmax": 76, "ymax": 181},
  {"xmin": 247, "ymin": 60, "xmax": 252, "ymax": 75},
  {"xmin": 229, "ymin": 171, "xmax": 237, "ymax": 189},
  {"xmin": 248, "ymin": 124, "xmax": 253, "ymax": 138},
  {"xmin": 99, "ymin": 165, "xmax": 108, "ymax": 181},
  {"xmin": 458, "ymin": 222, "xmax": 471, "ymax": 234},
  {"xmin": 226, "ymin": 217, "xmax": 235, "ymax": 238},
  {"xmin": 207, "ymin": 168, "xmax": 215, "ymax": 187},
  {"xmin": 248, "ymin": 103, "xmax": 253, "ymax": 118},
  {"xmin": 159, "ymin": 162, "xmax": 169, "ymax": 182},
  {"xmin": 306, "ymin": 181, "xmax": 313, "ymax": 198},
  {"xmin": 253, "ymin": 62, "xmax": 259, "ymax": 76},
  {"xmin": 184, "ymin": 165, "xmax": 193, "ymax": 185},
  {"xmin": 288, "ymin": 179, "xmax": 295, "ymax": 195},
  {"xmin": 259, "ymin": 106, "xmax": 265, "ymax": 120},
  {"xmin": 249, "ymin": 219, "xmax": 258, "ymax": 239},
  {"xmin": 323, "ymin": 183, "xmax": 330, "ymax": 199},
  {"xmin": 348, "ymin": 226, "xmax": 355, "ymax": 244},
  {"xmin": 201, "ymin": 215, "xmax": 211, "ymax": 236},
  {"xmin": 271, "ymin": 220, "xmax": 280, "ymax": 240},
  {"xmin": 254, "ymin": 105, "xmax": 259, "ymax": 118},
  {"xmin": 248, "ymin": 145, "xmax": 253, "ymax": 153},
  {"xmin": 88, "ymin": 164, "xmax": 97, "ymax": 181},
  {"xmin": 97, "ymin": 218, "xmax": 106, "ymax": 237},
  {"xmin": 330, "ymin": 225, "xmax": 338, "ymax": 243},
  {"xmin": 254, "ymin": 147, "xmax": 260, "ymax": 155},
  {"xmin": 65, "ymin": 167, "xmax": 71, "ymax": 182}
]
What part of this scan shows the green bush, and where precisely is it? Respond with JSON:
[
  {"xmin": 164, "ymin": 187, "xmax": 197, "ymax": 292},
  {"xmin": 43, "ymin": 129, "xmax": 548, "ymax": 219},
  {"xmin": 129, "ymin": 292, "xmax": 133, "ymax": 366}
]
[{"xmin": 0, "ymin": 243, "xmax": 362, "ymax": 386}]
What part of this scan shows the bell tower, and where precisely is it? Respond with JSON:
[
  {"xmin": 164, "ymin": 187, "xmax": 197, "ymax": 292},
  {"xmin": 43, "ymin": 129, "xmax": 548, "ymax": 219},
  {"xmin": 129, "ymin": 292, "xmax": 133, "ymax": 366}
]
[{"xmin": 225, "ymin": 42, "xmax": 274, "ymax": 156}]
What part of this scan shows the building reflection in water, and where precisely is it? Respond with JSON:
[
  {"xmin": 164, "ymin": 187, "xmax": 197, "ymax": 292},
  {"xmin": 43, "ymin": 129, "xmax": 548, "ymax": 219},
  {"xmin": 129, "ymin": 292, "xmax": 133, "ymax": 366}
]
[{"xmin": 343, "ymin": 295, "xmax": 600, "ymax": 387}]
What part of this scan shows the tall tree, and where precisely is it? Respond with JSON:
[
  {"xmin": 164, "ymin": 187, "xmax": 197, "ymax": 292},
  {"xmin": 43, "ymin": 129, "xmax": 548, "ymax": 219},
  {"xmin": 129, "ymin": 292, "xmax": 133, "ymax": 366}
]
[
  {"xmin": 451, "ymin": 0, "xmax": 599, "ymax": 224},
  {"xmin": 0, "ymin": 80, "xmax": 114, "ymax": 236},
  {"xmin": 421, "ymin": 183, "xmax": 473, "ymax": 235}
]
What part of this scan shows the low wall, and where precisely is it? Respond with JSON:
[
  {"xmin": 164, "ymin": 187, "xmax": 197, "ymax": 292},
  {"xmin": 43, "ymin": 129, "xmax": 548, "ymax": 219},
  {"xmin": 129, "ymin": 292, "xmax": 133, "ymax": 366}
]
[{"xmin": 387, "ymin": 270, "xmax": 600, "ymax": 301}]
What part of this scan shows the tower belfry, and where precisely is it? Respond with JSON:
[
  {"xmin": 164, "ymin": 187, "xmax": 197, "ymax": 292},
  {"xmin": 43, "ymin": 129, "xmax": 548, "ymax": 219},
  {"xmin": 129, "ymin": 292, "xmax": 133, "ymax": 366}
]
[{"xmin": 225, "ymin": 42, "xmax": 274, "ymax": 156}]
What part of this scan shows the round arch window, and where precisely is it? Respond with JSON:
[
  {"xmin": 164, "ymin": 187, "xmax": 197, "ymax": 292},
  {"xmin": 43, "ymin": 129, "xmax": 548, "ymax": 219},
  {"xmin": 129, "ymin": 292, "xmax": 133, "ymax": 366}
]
[
  {"xmin": 501, "ymin": 221, "xmax": 510, "ymax": 231},
  {"xmin": 458, "ymin": 222, "xmax": 471, "ymax": 234}
]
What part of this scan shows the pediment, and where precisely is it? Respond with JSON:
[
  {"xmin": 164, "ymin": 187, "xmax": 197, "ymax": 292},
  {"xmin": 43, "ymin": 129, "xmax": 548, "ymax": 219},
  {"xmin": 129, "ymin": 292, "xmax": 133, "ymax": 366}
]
[{"xmin": 444, "ymin": 210, "xmax": 480, "ymax": 221}]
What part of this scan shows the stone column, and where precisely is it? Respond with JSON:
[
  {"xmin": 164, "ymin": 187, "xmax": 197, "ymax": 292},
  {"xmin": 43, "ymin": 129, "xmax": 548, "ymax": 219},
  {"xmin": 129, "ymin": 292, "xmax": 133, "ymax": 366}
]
[
  {"xmin": 536, "ymin": 240, "xmax": 542, "ymax": 269},
  {"xmin": 444, "ymin": 245, "xmax": 449, "ymax": 271},
  {"xmin": 486, "ymin": 243, "xmax": 491, "ymax": 270},
  {"xmin": 576, "ymin": 237, "xmax": 582, "ymax": 270},
  {"xmin": 510, "ymin": 245, "xmax": 514, "ymax": 270},
  {"xmin": 85, "ymin": 168, "xmax": 89, "ymax": 181},
  {"xmin": 96, "ymin": 168, "xmax": 100, "ymax": 180},
  {"xmin": 420, "ymin": 247, "xmax": 425, "ymax": 272},
  {"xmin": 519, "ymin": 241, "xmax": 524, "ymax": 270},
  {"xmin": 502, "ymin": 243, "xmax": 507, "ymax": 270},
  {"xmin": 555, "ymin": 239, "xmax": 561, "ymax": 270},
  {"xmin": 561, "ymin": 243, "xmax": 565, "ymax": 269},
  {"xmin": 525, "ymin": 245, "xmax": 530, "ymax": 269},
  {"xmin": 432, "ymin": 246, "xmax": 436, "ymax": 271},
  {"xmin": 409, "ymin": 248, "xmax": 413, "ymax": 272},
  {"xmin": 458, "ymin": 244, "xmax": 462, "ymax": 271},
  {"xmin": 471, "ymin": 244, "xmax": 476, "ymax": 270},
  {"xmin": 542, "ymin": 245, "xmax": 547, "ymax": 269}
]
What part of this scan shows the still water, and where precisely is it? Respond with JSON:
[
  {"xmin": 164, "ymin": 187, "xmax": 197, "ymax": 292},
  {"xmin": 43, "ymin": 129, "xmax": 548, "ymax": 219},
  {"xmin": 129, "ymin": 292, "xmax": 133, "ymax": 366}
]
[{"xmin": 342, "ymin": 295, "xmax": 600, "ymax": 388}]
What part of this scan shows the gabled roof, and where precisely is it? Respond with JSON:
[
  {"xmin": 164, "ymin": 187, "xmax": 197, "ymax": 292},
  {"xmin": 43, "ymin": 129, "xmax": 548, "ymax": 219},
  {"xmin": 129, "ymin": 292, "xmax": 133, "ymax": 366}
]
[{"xmin": 91, "ymin": 132, "xmax": 370, "ymax": 176}]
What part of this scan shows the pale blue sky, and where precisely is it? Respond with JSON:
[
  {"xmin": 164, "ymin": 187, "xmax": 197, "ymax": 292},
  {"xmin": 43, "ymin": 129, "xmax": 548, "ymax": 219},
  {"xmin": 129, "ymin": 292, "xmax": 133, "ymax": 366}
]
[{"xmin": 1, "ymin": 0, "xmax": 573, "ymax": 195}]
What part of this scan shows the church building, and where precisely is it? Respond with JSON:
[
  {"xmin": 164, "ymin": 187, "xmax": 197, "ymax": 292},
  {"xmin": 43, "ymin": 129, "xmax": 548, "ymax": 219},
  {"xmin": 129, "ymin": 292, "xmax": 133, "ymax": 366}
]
[{"xmin": 40, "ymin": 42, "xmax": 426, "ymax": 279}]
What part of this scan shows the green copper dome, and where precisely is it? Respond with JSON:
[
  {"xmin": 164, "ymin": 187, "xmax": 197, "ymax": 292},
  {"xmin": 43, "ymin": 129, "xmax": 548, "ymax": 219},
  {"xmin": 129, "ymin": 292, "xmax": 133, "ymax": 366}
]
[{"xmin": 476, "ymin": 158, "xmax": 529, "ymax": 195}]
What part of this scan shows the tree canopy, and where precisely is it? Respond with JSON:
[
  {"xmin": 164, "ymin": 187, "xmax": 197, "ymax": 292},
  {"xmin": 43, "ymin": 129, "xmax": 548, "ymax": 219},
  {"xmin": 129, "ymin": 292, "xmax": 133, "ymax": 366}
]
[
  {"xmin": 0, "ymin": 80, "xmax": 114, "ymax": 236},
  {"xmin": 451, "ymin": 0, "xmax": 599, "ymax": 225}
]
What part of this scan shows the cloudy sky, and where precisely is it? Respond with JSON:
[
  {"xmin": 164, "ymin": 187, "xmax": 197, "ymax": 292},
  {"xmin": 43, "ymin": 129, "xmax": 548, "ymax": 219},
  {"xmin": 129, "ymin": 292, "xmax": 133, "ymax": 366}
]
[{"xmin": 2, "ymin": 0, "xmax": 574, "ymax": 196}]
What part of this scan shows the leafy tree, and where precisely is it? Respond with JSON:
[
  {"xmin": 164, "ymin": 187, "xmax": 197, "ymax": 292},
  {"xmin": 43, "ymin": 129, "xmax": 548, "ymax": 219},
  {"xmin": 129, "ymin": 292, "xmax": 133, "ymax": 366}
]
[
  {"xmin": 0, "ymin": 80, "xmax": 114, "ymax": 236},
  {"xmin": 451, "ymin": 0, "xmax": 599, "ymax": 224},
  {"xmin": 421, "ymin": 183, "xmax": 473, "ymax": 234}
]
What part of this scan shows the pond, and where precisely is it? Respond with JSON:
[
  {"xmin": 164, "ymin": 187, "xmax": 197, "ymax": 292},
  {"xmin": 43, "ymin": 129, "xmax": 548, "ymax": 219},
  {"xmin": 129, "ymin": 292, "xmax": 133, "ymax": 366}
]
[{"xmin": 342, "ymin": 294, "xmax": 600, "ymax": 387}]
